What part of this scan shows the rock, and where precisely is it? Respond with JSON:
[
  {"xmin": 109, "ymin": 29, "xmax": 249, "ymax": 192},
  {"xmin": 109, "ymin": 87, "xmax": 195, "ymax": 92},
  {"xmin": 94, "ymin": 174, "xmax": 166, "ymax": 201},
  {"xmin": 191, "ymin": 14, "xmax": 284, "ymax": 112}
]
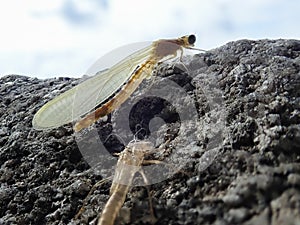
[
  {"xmin": 0, "ymin": 38, "xmax": 299, "ymax": 224},
  {"xmin": 270, "ymin": 189, "xmax": 300, "ymax": 225}
]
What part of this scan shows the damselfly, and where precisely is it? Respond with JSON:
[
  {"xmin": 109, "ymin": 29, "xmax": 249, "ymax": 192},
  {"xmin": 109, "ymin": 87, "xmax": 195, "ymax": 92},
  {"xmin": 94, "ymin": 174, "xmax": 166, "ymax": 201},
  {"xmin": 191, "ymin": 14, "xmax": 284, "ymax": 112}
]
[{"xmin": 32, "ymin": 35, "xmax": 197, "ymax": 131}]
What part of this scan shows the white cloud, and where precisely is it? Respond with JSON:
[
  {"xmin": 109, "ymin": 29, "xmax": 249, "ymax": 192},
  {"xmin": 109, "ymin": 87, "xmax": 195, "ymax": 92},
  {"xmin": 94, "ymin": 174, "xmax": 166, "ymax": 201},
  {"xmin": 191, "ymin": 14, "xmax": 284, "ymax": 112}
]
[{"xmin": 0, "ymin": 0, "xmax": 299, "ymax": 78}]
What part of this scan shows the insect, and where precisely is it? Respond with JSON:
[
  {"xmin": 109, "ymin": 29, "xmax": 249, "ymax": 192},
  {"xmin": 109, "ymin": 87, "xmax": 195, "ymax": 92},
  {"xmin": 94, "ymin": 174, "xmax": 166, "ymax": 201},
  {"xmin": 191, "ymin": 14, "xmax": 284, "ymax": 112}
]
[
  {"xmin": 32, "ymin": 35, "xmax": 197, "ymax": 132},
  {"xmin": 96, "ymin": 140, "xmax": 155, "ymax": 225}
]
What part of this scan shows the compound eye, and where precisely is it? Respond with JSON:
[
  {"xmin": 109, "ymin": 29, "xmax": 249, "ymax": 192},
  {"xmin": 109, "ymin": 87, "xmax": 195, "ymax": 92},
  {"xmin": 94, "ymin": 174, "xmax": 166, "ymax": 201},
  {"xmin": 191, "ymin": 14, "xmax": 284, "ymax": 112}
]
[{"xmin": 188, "ymin": 35, "xmax": 196, "ymax": 45}]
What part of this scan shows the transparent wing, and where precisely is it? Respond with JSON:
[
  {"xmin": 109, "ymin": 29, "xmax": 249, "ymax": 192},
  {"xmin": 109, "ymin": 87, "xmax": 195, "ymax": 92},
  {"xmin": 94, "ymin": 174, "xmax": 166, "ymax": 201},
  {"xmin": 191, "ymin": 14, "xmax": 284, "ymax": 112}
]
[{"xmin": 32, "ymin": 43, "xmax": 153, "ymax": 130}]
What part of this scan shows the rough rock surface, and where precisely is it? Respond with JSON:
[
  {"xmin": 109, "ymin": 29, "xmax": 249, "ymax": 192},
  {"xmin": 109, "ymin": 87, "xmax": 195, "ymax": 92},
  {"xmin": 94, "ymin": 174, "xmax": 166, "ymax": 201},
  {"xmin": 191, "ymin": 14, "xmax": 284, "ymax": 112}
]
[{"xmin": 0, "ymin": 39, "xmax": 300, "ymax": 225}]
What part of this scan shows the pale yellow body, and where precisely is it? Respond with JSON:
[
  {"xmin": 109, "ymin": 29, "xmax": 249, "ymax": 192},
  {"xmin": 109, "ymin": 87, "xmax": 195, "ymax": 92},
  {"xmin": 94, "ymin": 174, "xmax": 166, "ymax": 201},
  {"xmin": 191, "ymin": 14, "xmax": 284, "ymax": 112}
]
[
  {"xmin": 32, "ymin": 35, "xmax": 196, "ymax": 131},
  {"xmin": 98, "ymin": 141, "xmax": 154, "ymax": 225}
]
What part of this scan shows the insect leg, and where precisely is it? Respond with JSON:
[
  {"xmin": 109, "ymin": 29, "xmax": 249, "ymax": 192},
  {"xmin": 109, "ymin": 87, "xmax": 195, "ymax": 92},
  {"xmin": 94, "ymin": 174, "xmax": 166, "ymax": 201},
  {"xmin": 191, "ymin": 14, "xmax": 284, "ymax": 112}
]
[
  {"xmin": 74, "ymin": 177, "xmax": 112, "ymax": 220},
  {"xmin": 139, "ymin": 169, "xmax": 157, "ymax": 225}
]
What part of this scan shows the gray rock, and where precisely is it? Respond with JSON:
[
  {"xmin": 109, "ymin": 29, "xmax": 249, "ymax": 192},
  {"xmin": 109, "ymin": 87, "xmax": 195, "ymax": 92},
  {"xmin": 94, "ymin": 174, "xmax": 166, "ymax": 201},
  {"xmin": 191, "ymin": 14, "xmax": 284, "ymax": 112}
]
[{"xmin": 0, "ymin": 38, "xmax": 299, "ymax": 225}]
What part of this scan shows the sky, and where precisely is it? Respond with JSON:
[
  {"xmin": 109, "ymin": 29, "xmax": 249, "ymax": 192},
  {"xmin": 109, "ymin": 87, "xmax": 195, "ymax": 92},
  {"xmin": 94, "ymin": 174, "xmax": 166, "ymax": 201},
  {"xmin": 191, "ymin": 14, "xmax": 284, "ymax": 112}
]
[{"xmin": 0, "ymin": 0, "xmax": 299, "ymax": 79}]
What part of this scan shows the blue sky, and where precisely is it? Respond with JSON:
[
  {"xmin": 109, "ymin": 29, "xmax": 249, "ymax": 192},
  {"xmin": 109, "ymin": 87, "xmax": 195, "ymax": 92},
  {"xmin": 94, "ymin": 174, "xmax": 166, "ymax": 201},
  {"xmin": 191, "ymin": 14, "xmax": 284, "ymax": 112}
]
[{"xmin": 0, "ymin": 0, "xmax": 299, "ymax": 78}]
